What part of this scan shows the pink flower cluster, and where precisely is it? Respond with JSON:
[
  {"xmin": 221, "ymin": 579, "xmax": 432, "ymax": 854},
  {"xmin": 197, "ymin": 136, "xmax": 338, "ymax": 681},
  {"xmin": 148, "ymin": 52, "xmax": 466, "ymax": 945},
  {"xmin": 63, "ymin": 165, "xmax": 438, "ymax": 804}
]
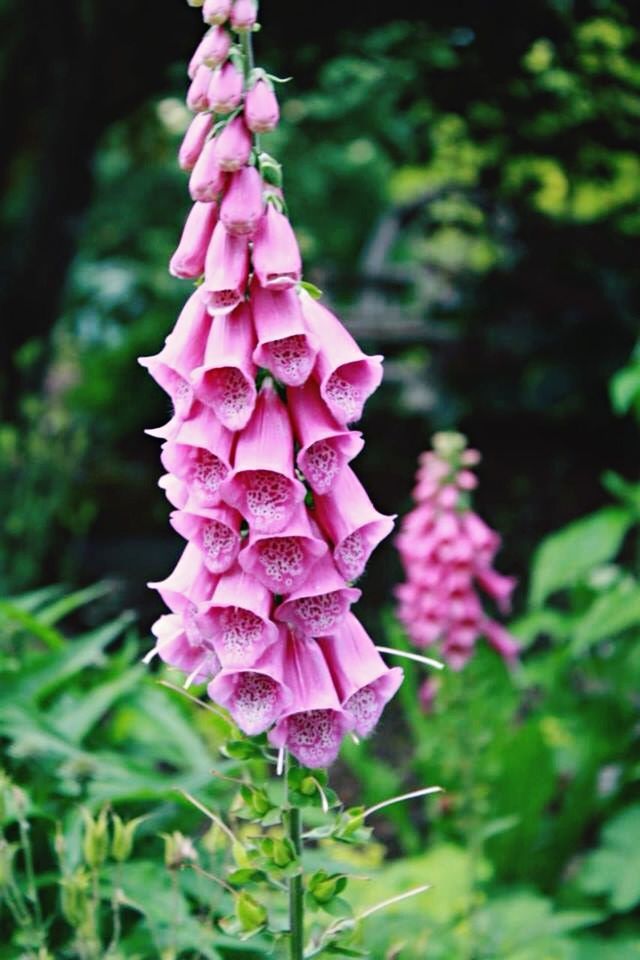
[
  {"xmin": 395, "ymin": 433, "xmax": 519, "ymax": 672},
  {"xmin": 141, "ymin": 0, "xmax": 402, "ymax": 768}
]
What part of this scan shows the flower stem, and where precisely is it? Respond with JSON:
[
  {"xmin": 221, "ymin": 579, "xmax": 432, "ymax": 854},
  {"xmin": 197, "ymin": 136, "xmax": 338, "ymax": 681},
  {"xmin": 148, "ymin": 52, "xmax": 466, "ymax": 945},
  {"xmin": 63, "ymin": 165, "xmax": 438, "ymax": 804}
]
[{"xmin": 286, "ymin": 761, "xmax": 304, "ymax": 960}]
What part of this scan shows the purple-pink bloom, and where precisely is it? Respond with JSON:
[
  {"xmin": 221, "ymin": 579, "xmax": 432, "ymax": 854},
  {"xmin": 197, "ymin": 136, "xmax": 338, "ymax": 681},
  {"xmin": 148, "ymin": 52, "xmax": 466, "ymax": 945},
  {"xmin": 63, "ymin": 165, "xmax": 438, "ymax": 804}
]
[
  {"xmin": 269, "ymin": 634, "xmax": 353, "ymax": 768},
  {"xmin": 239, "ymin": 504, "xmax": 327, "ymax": 594},
  {"xmin": 187, "ymin": 64, "xmax": 213, "ymax": 112},
  {"xmin": 301, "ymin": 293, "xmax": 384, "ymax": 425},
  {"xmin": 151, "ymin": 613, "xmax": 221, "ymax": 685},
  {"xmin": 319, "ymin": 613, "xmax": 403, "ymax": 737},
  {"xmin": 288, "ymin": 379, "xmax": 364, "ymax": 494},
  {"xmin": 208, "ymin": 60, "xmax": 244, "ymax": 114},
  {"xmin": 230, "ymin": 0, "xmax": 257, "ymax": 31},
  {"xmin": 314, "ymin": 466, "xmax": 395, "ymax": 581},
  {"xmin": 170, "ymin": 504, "xmax": 241, "ymax": 575},
  {"xmin": 220, "ymin": 379, "xmax": 306, "ymax": 533},
  {"xmin": 169, "ymin": 200, "xmax": 218, "ymax": 279},
  {"xmin": 209, "ymin": 631, "xmax": 290, "ymax": 734},
  {"xmin": 251, "ymin": 283, "xmax": 318, "ymax": 386},
  {"xmin": 197, "ymin": 565, "xmax": 279, "ymax": 667},
  {"xmin": 274, "ymin": 553, "xmax": 361, "ymax": 636},
  {"xmin": 202, "ymin": 220, "xmax": 250, "ymax": 314},
  {"xmin": 252, "ymin": 205, "xmax": 302, "ymax": 290},
  {"xmin": 213, "ymin": 116, "xmax": 252, "ymax": 172},
  {"xmin": 160, "ymin": 403, "xmax": 233, "ymax": 507},
  {"xmin": 189, "ymin": 137, "xmax": 225, "ymax": 203},
  {"xmin": 202, "ymin": 0, "xmax": 232, "ymax": 26},
  {"xmin": 190, "ymin": 303, "xmax": 257, "ymax": 430}
]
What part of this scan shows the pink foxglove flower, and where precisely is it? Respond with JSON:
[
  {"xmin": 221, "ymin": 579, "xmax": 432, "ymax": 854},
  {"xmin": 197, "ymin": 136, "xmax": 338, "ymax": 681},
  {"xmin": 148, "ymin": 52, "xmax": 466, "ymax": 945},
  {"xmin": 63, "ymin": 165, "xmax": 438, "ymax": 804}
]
[
  {"xmin": 288, "ymin": 379, "xmax": 364, "ymax": 494},
  {"xmin": 251, "ymin": 283, "xmax": 318, "ymax": 386},
  {"xmin": 169, "ymin": 200, "xmax": 218, "ymax": 279},
  {"xmin": 187, "ymin": 64, "xmax": 213, "ymax": 111},
  {"xmin": 240, "ymin": 504, "xmax": 327, "ymax": 593},
  {"xmin": 302, "ymin": 293, "xmax": 383, "ymax": 425},
  {"xmin": 209, "ymin": 631, "xmax": 290, "ymax": 735},
  {"xmin": 274, "ymin": 553, "xmax": 361, "ymax": 635},
  {"xmin": 139, "ymin": 289, "xmax": 210, "ymax": 420},
  {"xmin": 179, "ymin": 112, "xmax": 213, "ymax": 170},
  {"xmin": 213, "ymin": 116, "xmax": 252, "ymax": 172},
  {"xmin": 191, "ymin": 303, "xmax": 257, "ymax": 429},
  {"xmin": 319, "ymin": 614, "xmax": 403, "ymax": 737},
  {"xmin": 208, "ymin": 60, "xmax": 244, "ymax": 114},
  {"xmin": 197, "ymin": 566, "xmax": 279, "ymax": 667},
  {"xmin": 220, "ymin": 379, "xmax": 306, "ymax": 533},
  {"xmin": 143, "ymin": 4, "xmax": 402, "ymax": 765},
  {"xmin": 220, "ymin": 166, "xmax": 265, "ymax": 236},
  {"xmin": 203, "ymin": 0, "xmax": 232, "ymax": 26},
  {"xmin": 170, "ymin": 504, "xmax": 241, "ymax": 574},
  {"xmin": 395, "ymin": 433, "xmax": 518, "ymax": 671},
  {"xmin": 230, "ymin": 0, "xmax": 257, "ymax": 31},
  {"xmin": 202, "ymin": 219, "xmax": 249, "ymax": 314},
  {"xmin": 245, "ymin": 78, "xmax": 279, "ymax": 133},
  {"xmin": 189, "ymin": 137, "xmax": 225, "ymax": 203},
  {"xmin": 314, "ymin": 466, "xmax": 395, "ymax": 581},
  {"xmin": 252, "ymin": 205, "xmax": 302, "ymax": 290},
  {"xmin": 269, "ymin": 635, "xmax": 352, "ymax": 768}
]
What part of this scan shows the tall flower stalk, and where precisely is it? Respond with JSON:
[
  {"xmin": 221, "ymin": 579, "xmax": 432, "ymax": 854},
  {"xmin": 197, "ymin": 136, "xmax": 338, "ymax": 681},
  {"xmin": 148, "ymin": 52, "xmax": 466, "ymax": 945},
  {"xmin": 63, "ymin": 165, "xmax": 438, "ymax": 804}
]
[{"xmin": 140, "ymin": 2, "xmax": 426, "ymax": 954}]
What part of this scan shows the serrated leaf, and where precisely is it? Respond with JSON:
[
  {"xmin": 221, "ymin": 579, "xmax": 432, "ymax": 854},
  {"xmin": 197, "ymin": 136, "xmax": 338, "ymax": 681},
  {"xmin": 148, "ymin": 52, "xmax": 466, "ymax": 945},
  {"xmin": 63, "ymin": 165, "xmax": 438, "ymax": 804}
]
[{"xmin": 529, "ymin": 507, "xmax": 631, "ymax": 607}]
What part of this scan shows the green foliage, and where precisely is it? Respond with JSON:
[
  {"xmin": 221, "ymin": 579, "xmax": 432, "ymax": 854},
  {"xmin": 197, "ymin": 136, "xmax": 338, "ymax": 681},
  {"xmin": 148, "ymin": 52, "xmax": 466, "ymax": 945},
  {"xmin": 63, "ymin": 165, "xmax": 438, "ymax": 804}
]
[{"xmin": 578, "ymin": 805, "xmax": 640, "ymax": 912}]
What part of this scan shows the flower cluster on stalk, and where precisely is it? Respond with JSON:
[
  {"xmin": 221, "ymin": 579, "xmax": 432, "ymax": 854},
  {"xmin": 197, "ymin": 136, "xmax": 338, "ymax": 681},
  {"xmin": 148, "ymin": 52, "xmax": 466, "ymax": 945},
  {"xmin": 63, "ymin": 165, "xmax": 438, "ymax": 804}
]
[
  {"xmin": 142, "ymin": 0, "xmax": 402, "ymax": 768},
  {"xmin": 395, "ymin": 432, "xmax": 519, "ymax": 676}
]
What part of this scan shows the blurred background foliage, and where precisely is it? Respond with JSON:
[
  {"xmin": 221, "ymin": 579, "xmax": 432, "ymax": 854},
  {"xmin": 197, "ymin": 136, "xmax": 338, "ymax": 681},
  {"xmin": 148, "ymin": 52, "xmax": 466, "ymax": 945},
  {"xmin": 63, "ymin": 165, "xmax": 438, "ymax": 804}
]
[{"xmin": 1, "ymin": 0, "xmax": 639, "ymax": 956}]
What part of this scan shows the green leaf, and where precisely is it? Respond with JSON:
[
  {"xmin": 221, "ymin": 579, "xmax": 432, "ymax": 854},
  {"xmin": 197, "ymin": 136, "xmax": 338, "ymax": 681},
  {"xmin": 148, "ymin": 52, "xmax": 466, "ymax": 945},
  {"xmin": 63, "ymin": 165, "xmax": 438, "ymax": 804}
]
[
  {"xmin": 298, "ymin": 280, "xmax": 324, "ymax": 299},
  {"xmin": 610, "ymin": 361, "xmax": 640, "ymax": 415},
  {"xmin": 571, "ymin": 581, "xmax": 640, "ymax": 654},
  {"xmin": 529, "ymin": 507, "xmax": 631, "ymax": 606},
  {"xmin": 579, "ymin": 805, "xmax": 640, "ymax": 912},
  {"xmin": 0, "ymin": 600, "xmax": 66, "ymax": 650},
  {"xmin": 36, "ymin": 581, "xmax": 115, "ymax": 626}
]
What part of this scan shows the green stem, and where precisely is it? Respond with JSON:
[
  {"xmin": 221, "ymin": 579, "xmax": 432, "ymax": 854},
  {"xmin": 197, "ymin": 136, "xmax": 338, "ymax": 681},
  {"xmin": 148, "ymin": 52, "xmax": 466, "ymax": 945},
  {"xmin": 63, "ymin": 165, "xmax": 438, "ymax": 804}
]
[
  {"xmin": 17, "ymin": 812, "xmax": 43, "ymax": 934},
  {"xmin": 286, "ymin": 761, "xmax": 304, "ymax": 960}
]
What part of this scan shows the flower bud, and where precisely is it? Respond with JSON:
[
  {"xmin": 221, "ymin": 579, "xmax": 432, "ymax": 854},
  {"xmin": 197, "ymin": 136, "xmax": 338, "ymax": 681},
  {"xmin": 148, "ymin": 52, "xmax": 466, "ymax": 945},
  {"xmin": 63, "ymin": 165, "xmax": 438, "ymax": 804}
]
[
  {"xmin": 187, "ymin": 0, "xmax": 204, "ymax": 6},
  {"xmin": 309, "ymin": 871, "xmax": 345, "ymax": 903},
  {"xmin": 82, "ymin": 807, "xmax": 109, "ymax": 870},
  {"xmin": 60, "ymin": 868, "xmax": 91, "ymax": 927},
  {"xmin": 179, "ymin": 111, "xmax": 213, "ymax": 171},
  {"xmin": 230, "ymin": 0, "xmax": 258, "ymax": 31},
  {"xmin": 189, "ymin": 137, "xmax": 225, "ymax": 202},
  {"xmin": 162, "ymin": 831, "xmax": 198, "ymax": 870},
  {"xmin": 220, "ymin": 166, "xmax": 265, "ymax": 235},
  {"xmin": 245, "ymin": 79, "xmax": 279, "ymax": 133},
  {"xmin": 271, "ymin": 837, "xmax": 295, "ymax": 868},
  {"xmin": 203, "ymin": 0, "xmax": 232, "ymax": 24},
  {"xmin": 200, "ymin": 25, "xmax": 232, "ymax": 68},
  {"xmin": 111, "ymin": 813, "xmax": 145, "ymax": 863},
  {"xmin": 213, "ymin": 116, "xmax": 252, "ymax": 172},
  {"xmin": 236, "ymin": 891, "xmax": 267, "ymax": 931},
  {"xmin": 208, "ymin": 61, "xmax": 244, "ymax": 114},
  {"xmin": 187, "ymin": 64, "xmax": 213, "ymax": 112}
]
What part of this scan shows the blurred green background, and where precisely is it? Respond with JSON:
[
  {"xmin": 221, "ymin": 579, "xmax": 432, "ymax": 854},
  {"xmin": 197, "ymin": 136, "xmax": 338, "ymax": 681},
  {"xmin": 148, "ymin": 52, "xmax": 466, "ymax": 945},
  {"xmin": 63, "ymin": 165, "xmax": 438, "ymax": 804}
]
[{"xmin": 1, "ymin": 0, "xmax": 639, "ymax": 957}]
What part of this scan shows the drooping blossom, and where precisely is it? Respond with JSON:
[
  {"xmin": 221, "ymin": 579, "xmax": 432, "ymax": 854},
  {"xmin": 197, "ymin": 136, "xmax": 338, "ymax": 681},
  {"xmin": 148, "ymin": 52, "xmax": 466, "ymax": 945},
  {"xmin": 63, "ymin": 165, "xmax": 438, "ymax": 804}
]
[
  {"xmin": 395, "ymin": 432, "xmax": 518, "ymax": 671},
  {"xmin": 141, "ymin": 0, "xmax": 401, "ymax": 767}
]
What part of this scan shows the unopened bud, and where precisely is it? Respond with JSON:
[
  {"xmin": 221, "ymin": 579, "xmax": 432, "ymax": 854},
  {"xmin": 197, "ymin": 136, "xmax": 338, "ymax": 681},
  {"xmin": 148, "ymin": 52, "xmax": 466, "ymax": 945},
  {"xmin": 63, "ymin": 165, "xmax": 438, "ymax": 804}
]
[
  {"xmin": 82, "ymin": 807, "xmax": 109, "ymax": 870},
  {"xmin": 236, "ymin": 891, "xmax": 267, "ymax": 931},
  {"xmin": 230, "ymin": 0, "xmax": 258, "ymax": 31},
  {"xmin": 271, "ymin": 837, "xmax": 295, "ymax": 868},
  {"xmin": 162, "ymin": 831, "xmax": 198, "ymax": 870},
  {"xmin": 246, "ymin": 80, "xmax": 279, "ymax": 134},
  {"xmin": 203, "ymin": 0, "xmax": 232, "ymax": 23},
  {"xmin": 111, "ymin": 813, "xmax": 145, "ymax": 863},
  {"xmin": 60, "ymin": 868, "xmax": 91, "ymax": 927},
  {"xmin": 309, "ymin": 871, "xmax": 345, "ymax": 903}
]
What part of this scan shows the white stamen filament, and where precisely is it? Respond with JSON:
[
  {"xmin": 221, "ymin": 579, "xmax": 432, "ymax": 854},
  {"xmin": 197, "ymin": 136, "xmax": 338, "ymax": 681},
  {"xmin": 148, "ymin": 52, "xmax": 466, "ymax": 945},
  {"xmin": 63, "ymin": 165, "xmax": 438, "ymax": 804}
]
[
  {"xmin": 184, "ymin": 657, "xmax": 208, "ymax": 689},
  {"xmin": 276, "ymin": 746, "xmax": 285, "ymax": 776},
  {"xmin": 363, "ymin": 786, "xmax": 442, "ymax": 819},
  {"xmin": 376, "ymin": 645, "xmax": 445, "ymax": 670}
]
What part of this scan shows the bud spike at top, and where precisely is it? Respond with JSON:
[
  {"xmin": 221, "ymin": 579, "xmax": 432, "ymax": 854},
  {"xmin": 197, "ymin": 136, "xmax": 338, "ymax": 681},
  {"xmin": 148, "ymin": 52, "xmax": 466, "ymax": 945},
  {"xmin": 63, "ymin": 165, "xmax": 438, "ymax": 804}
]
[
  {"xmin": 141, "ymin": 0, "xmax": 401, "ymax": 767},
  {"xmin": 395, "ymin": 432, "xmax": 519, "ymax": 675}
]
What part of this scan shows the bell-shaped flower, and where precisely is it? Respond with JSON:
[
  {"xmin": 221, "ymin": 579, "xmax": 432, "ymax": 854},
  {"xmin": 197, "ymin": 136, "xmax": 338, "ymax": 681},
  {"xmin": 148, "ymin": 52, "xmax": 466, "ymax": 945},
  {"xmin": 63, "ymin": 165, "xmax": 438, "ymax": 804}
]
[
  {"xmin": 190, "ymin": 25, "xmax": 231, "ymax": 74},
  {"xmin": 287, "ymin": 379, "xmax": 364, "ymax": 494},
  {"xmin": 201, "ymin": 220, "xmax": 249, "ymax": 315},
  {"xmin": 139, "ymin": 290, "xmax": 211, "ymax": 422},
  {"xmin": 475, "ymin": 567, "xmax": 517, "ymax": 614},
  {"xmin": 169, "ymin": 200, "xmax": 218, "ymax": 279},
  {"xmin": 318, "ymin": 614, "xmax": 403, "ymax": 737},
  {"xmin": 160, "ymin": 403, "xmax": 233, "ymax": 507},
  {"xmin": 158, "ymin": 473, "xmax": 189, "ymax": 510},
  {"xmin": 269, "ymin": 634, "xmax": 352, "ymax": 768},
  {"xmin": 314, "ymin": 466, "xmax": 395, "ymax": 581},
  {"xmin": 179, "ymin": 111, "xmax": 213, "ymax": 170},
  {"xmin": 483, "ymin": 620, "xmax": 520, "ymax": 664},
  {"xmin": 150, "ymin": 613, "xmax": 221, "ymax": 685},
  {"xmin": 252, "ymin": 205, "xmax": 302, "ymax": 290},
  {"xmin": 220, "ymin": 166, "xmax": 265, "ymax": 237},
  {"xmin": 301, "ymin": 293, "xmax": 383, "ymax": 424},
  {"xmin": 170, "ymin": 504, "xmax": 241, "ymax": 574},
  {"xmin": 230, "ymin": 0, "xmax": 257, "ymax": 31},
  {"xmin": 196, "ymin": 566, "xmax": 279, "ymax": 666},
  {"xmin": 189, "ymin": 137, "xmax": 225, "ymax": 202},
  {"xmin": 245, "ymin": 78, "xmax": 279, "ymax": 133},
  {"xmin": 208, "ymin": 631, "xmax": 290, "ymax": 735},
  {"xmin": 148, "ymin": 541, "xmax": 218, "ymax": 616},
  {"xmin": 274, "ymin": 553, "xmax": 361, "ymax": 636},
  {"xmin": 213, "ymin": 116, "xmax": 252, "ymax": 172},
  {"xmin": 187, "ymin": 64, "xmax": 213, "ymax": 112},
  {"xmin": 191, "ymin": 303, "xmax": 257, "ymax": 430},
  {"xmin": 220, "ymin": 379, "xmax": 306, "ymax": 533},
  {"xmin": 239, "ymin": 504, "xmax": 327, "ymax": 594},
  {"xmin": 208, "ymin": 61, "xmax": 243, "ymax": 114},
  {"xmin": 203, "ymin": 0, "xmax": 232, "ymax": 26},
  {"xmin": 251, "ymin": 283, "xmax": 318, "ymax": 386}
]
